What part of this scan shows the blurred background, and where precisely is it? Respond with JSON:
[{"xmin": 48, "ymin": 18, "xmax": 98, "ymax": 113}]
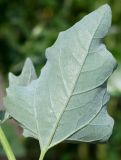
[{"xmin": 0, "ymin": 0, "xmax": 121, "ymax": 160}]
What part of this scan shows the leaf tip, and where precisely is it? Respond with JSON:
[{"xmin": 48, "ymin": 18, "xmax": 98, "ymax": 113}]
[
  {"xmin": 25, "ymin": 57, "xmax": 32, "ymax": 65},
  {"xmin": 23, "ymin": 57, "xmax": 33, "ymax": 70},
  {"xmin": 101, "ymin": 3, "xmax": 111, "ymax": 9},
  {"xmin": 22, "ymin": 57, "xmax": 37, "ymax": 79},
  {"xmin": 99, "ymin": 3, "xmax": 112, "ymax": 16}
]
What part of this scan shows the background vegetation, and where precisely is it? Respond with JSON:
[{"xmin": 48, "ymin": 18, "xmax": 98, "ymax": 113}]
[{"xmin": 0, "ymin": 0, "xmax": 121, "ymax": 160}]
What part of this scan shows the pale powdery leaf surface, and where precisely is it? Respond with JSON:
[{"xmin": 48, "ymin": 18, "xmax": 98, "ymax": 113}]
[
  {"xmin": 4, "ymin": 4, "xmax": 117, "ymax": 157},
  {"xmin": 0, "ymin": 58, "xmax": 37, "ymax": 124}
]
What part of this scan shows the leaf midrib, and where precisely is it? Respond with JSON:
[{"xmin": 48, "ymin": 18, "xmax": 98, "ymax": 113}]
[{"xmin": 41, "ymin": 11, "xmax": 106, "ymax": 151}]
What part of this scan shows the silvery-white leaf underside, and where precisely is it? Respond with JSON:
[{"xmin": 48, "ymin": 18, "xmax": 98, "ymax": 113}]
[{"xmin": 4, "ymin": 4, "xmax": 117, "ymax": 154}]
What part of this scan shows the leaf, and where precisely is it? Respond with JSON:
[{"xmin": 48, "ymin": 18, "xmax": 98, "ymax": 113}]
[
  {"xmin": 4, "ymin": 4, "xmax": 117, "ymax": 159},
  {"xmin": 8, "ymin": 58, "xmax": 37, "ymax": 87},
  {"xmin": 0, "ymin": 58, "xmax": 37, "ymax": 125}
]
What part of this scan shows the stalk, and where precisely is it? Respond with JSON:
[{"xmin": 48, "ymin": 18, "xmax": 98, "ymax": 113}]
[
  {"xmin": 39, "ymin": 150, "xmax": 46, "ymax": 160},
  {"xmin": 0, "ymin": 126, "xmax": 16, "ymax": 160}
]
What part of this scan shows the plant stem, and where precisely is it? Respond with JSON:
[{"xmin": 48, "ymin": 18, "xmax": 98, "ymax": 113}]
[
  {"xmin": 39, "ymin": 150, "xmax": 46, "ymax": 160},
  {"xmin": 0, "ymin": 126, "xmax": 16, "ymax": 160}
]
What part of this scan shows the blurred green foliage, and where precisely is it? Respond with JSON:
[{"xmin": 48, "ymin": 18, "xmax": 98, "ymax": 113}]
[
  {"xmin": 0, "ymin": 122, "xmax": 26, "ymax": 158},
  {"xmin": 0, "ymin": 0, "xmax": 121, "ymax": 160}
]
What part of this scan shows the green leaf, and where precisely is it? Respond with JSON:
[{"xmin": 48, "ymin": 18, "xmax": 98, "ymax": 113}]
[{"xmin": 4, "ymin": 4, "xmax": 117, "ymax": 159}]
